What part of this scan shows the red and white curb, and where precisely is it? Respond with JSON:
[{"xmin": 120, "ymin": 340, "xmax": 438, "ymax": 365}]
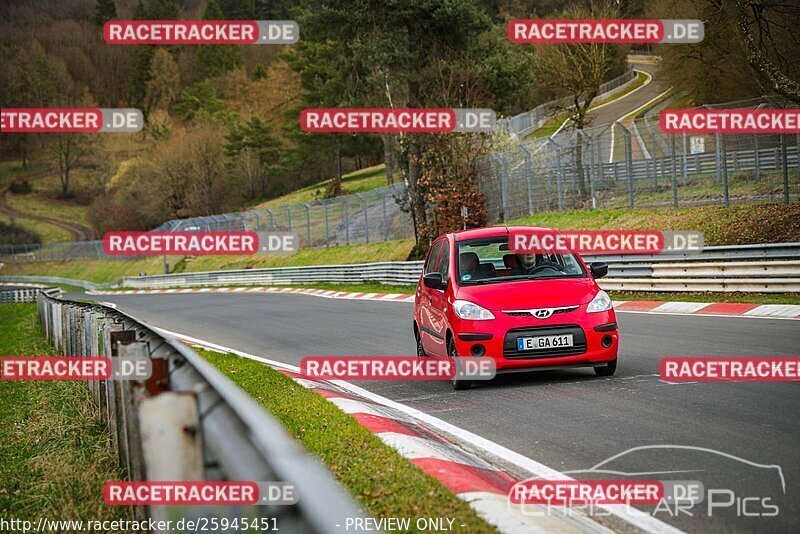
[
  {"xmin": 155, "ymin": 328, "xmax": 684, "ymax": 534},
  {"xmin": 88, "ymin": 286, "xmax": 800, "ymax": 320},
  {"xmin": 0, "ymin": 282, "xmax": 47, "ymax": 288},
  {"xmin": 612, "ymin": 300, "xmax": 800, "ymax": 319}
]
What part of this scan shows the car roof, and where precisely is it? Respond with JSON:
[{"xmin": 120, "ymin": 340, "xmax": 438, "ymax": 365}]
[{"xmin": 451, "ymin": 226, "xmax": 553, "ymax": 242}]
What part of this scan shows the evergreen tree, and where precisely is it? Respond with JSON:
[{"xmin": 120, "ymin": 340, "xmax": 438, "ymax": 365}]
[
  {"xmin": 219, "ymin": 0, "xmax": 255, "ymax": 19},
  {"xmin": 196, "ymin": 0, "xmax": 245, "ymax": 80},
  {"xmin": 128, "ymin": 0, "xmax": 180, "ymax": 109},
  {"xmin": 95, "ymin": 0, "xmax": 118, "ymax": 27}
]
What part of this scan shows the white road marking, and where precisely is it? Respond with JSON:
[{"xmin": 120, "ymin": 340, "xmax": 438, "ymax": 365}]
[
  {"xmin": 154, "ymin": 328, "xmax": 686, "ymax": 534},
  {"xmin": 651, "ymin": 302, "xmax": 712, "ymax": 314}
]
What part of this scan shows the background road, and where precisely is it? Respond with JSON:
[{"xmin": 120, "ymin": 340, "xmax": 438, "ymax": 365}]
[
  {"xmin": 587, "ymin": 60, "xmax": 665, "ymax": 128},
  {"xmin": 86, "ymin": 291, "xmax": 800, "ymax": 533}
]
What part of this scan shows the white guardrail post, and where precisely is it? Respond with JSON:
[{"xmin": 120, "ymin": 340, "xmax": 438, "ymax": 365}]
[{"xmin": 31, "ymin": 290, "xmax": 371, "ymax": 533}]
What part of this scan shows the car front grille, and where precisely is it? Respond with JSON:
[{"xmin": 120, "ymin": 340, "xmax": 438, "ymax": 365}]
[
  {"xmin": 503, "ymin": 305, "xmax": 579, "ymax": 317},
  {"xmin": 503, "ymin": 324, "xmax": 587, "ymax": 359}
]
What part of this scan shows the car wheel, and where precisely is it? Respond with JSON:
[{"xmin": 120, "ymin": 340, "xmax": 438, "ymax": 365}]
[
  {"xmin": 415, "ymin": 328, "xmax": 426, "ymax": 357},
  {"xmin": 594, "ymin": 359, "xmax": 617, "ymax": 377},
  {"xmin": 448, "ymin": 338, "xmax": 472, "ymax": 390}
]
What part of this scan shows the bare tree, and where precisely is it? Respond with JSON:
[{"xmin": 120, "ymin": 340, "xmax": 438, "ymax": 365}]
[
  {"xmin": 535, "ymin": 0, "xmax": 618, "ymax": 199},
  {"xmin": 49, "ymin": 133, "xmax": 94, "ymax": 198},
  {"xmin": 733, "ymin": 0, "xmax": 800, "ymax": 104}
]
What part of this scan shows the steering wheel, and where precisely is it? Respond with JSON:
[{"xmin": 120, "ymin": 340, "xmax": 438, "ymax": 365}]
[{"xmin": 530, "ymin": 262, "xmax": 565, "ymax": 275}]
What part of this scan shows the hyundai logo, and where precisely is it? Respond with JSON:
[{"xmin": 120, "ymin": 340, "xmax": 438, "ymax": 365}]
[{"xmin": 532, "ymin": 308, "xmax": 553, "ymax": 319}]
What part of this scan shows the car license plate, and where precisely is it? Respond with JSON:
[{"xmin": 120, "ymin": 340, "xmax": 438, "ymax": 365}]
[{"xmin": 517, "ymin": 334, "xmax": 573, "ymax": 351}]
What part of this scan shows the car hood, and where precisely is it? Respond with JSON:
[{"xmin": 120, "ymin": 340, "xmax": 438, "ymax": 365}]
[{"xmin": 454, "ymin": 278, "xmax": 598, "ymax": 310}]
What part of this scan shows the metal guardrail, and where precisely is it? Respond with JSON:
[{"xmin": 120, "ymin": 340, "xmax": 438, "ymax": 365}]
[
  {"xmin": 0, "ymin": 286, "xmax": 61, "ymax": 303},
  {"xmin": 35, "ymin": 291, "xmax": 369, "ymax": 532},
  {"xmin": 101, "ymin": 243, "xmax": 800, "ymax": 293},
  {"xmin": 0, "ymin": 275, "xmax": 104, "ymax": 290},
  {"xmin": 3, "ymin": 243, "xmax": 798, "ymax": 294}
]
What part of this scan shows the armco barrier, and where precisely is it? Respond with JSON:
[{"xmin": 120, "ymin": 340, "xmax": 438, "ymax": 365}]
[
  {"xmin": 34, "ymin": 290, "xmax": 368, "ymax": 532},
  {"xmin": 3, "ymin": 243, "xmax": 798, "ymax": 294},
  {"xmin": 0, "ymin": 286, "xmax": 61, "ymax": 303},
  {"xmin": 0, "ymin": 275, "xmax": 105, "ymax": 290},
  {"xmin": 104, "ymin": 243, "xmax": 800, "ymax": 293}
]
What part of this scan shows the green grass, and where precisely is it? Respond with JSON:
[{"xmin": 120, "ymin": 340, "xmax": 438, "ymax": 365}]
[
  {"xmin": 602, "ymin": 172, "xmax": 793, "ymax": 209},
  {"xmin": 0, "ymin": 212, "xmax": 72, "ymax": 244},
  {"xmin": 511, "ymin": 203, "xmax": 800, "ymax": 246},
  {"xmin": 0, "ymin": 304, "xmax": 129, "ymax": 523},
  {"xmin": 529, "ymin": 110, "xmax": 572, "ymax": 139},
  {"xmin": 199, "ymin": 349, "xmax": 496, "ymax": 533},
  {"xmin": 0, "ymin": 240, "xmax": 416, "ymax": 284},
  {"xmin": 253, "ymin": 164, "xmax": 389, "ymax": 208},
  {"xmin": 0, "ymin": 257, "xmax": 170, "ymax": 284},
  {"xmin": 0, "ymin": 160, "xmax": 48, "ymax": 188},
  {"xmin": 6, "ymin": 177, "xmax": 91, "ymax": 228}
]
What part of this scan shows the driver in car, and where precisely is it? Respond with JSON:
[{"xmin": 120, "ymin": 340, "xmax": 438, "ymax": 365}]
[{"xmin": 511, "ymin": 253, "xmax": 563, "ymax": 276}]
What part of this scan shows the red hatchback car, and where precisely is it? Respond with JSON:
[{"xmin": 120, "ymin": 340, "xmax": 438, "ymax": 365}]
[{"xmin": 413, "ymin": 226, "xmax": 619, "ymax": 389}]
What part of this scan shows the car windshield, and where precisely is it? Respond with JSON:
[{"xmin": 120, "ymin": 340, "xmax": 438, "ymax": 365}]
[{"xmin": 456, "ymin": 237, "xmax": 585, "ymax": 285}]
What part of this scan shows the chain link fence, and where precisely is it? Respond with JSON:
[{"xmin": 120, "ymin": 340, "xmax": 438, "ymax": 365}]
[
  {"xmin": 152, "ymin": 183, "xmax": 414, "ymax": 248},
  {"xmin": 478, "ymin": 97, "xmax": 800, "ymax": 222},
  {"xmin": 0, "ymin": 183, "xmax": 416, "ymax": 262}
]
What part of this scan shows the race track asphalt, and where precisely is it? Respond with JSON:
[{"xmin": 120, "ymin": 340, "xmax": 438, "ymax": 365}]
[{"xmin": 82, "ymin": 291, "xmax": 800, "ymax": 533}]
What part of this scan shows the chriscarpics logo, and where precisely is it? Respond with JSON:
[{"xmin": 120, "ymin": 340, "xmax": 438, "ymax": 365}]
[{"xmin": 509, "ymin": 445, "xmax": 785, "ymax": 521}]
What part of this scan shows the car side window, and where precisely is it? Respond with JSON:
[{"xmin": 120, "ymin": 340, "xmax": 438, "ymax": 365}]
[
  {"xmin": 424, "ymin": 241, "xmax": 443, "ymax": 275},
  {"xmin": 437, "ymin": 241, "xmax": 450, "ymax": 278}
]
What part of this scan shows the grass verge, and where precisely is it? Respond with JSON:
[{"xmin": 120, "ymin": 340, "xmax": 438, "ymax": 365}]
[
  {"xmin": 0, "ymin": 212, "xmax": 72, "ymax": 244},
  {"xmin": 199, "ymin": 349, "xmax": 496, "ymax": 533},
  {"xmin": 5, "ymin": 173, "xmax": 92, "ymax": 228},
  {"xmin": 253, "ymin": 164, "xmax": 388, "ymax": 208},
  {"xmin": 0, "ymin": 304, "xmax": 129, "ymax": 523},
  {"xmin": 511, "ymin": 203, "xmax": 800, "ymax": 246},
  {"xmin": 0, "ymin": 240, "xmax": 416, "ymax": 284}
]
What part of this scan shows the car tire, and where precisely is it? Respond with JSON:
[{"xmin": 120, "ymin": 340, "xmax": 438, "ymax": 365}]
[
  {"xmin": 448, "ymin": 338, "xmax": 472, "ymax": 390},
  {"xmin": 415, "ymin": 326, "xmax": 426, "ymax": 357},
  {"xmin": 594, "ymin": 359, "xmax": 617, "ymax": 377}
]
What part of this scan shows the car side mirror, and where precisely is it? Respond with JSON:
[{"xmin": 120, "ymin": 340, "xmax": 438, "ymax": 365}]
[
  {"xmin": 423, "ymin": 272, "xmax": 447, "ymax": 290},
  {"xmin": 590, "ymin": 262, "xmax": 609, "ymax": 279}
]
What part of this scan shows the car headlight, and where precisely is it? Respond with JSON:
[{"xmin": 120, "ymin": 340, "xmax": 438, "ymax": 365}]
[
  {"xmin": 586, "ymin": 290, "xmax": 613, "ymax": 313},
  {"xmin": 453, "ymin": 300, "xmax": 495, "ymax": 320}
]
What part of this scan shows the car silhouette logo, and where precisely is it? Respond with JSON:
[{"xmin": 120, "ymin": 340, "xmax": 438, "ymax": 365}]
[{"xmin": 533, "ymin": 308, "xmax": 553, "ymax": 319}]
